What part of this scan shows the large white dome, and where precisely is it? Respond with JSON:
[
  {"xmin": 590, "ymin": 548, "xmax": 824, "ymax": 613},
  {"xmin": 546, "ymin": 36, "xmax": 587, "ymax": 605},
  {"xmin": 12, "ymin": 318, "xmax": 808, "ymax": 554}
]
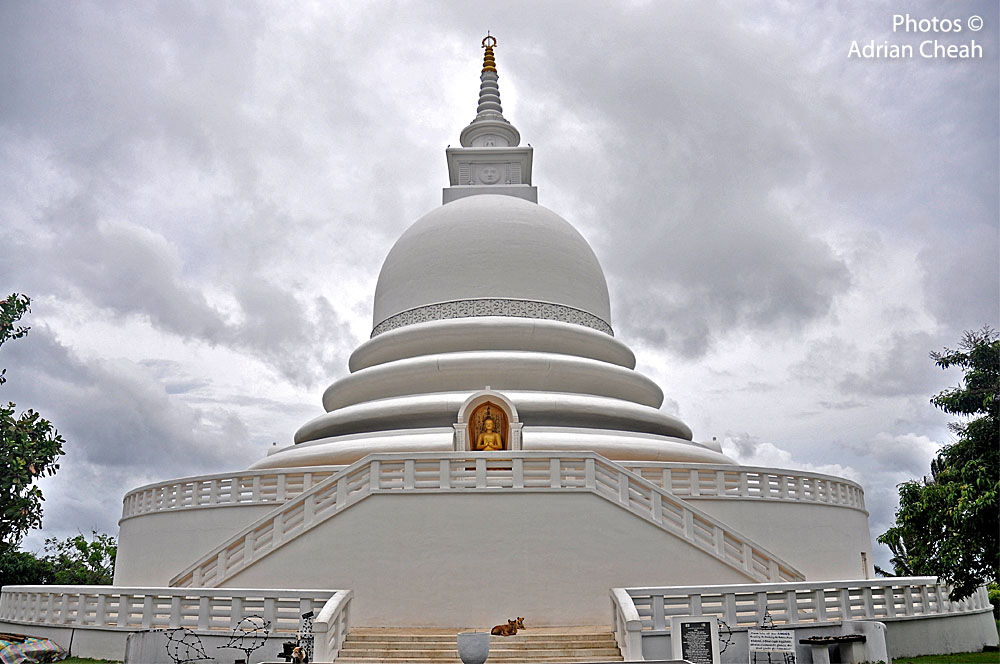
[{"xmin": 372, "ymin": 195, "xmax": 612, "ymax": 334}]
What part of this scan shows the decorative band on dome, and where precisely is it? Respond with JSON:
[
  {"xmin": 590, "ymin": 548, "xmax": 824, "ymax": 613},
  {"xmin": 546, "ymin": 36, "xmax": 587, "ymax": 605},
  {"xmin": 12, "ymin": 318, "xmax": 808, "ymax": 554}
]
[{"xmin": 371, "ymin": 298, "xmax": 614, "ymax": 338}]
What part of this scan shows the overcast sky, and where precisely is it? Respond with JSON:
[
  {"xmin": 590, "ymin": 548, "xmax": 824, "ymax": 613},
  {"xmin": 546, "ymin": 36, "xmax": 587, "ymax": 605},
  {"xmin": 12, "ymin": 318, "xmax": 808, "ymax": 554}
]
[{"xmin": 1, "ymin": 1, "xmax": 997, "ymax": 573}]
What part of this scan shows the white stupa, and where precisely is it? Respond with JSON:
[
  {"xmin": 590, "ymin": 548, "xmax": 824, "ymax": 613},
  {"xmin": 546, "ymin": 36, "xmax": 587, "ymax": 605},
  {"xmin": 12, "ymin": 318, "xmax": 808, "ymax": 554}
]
[
  {"xmin": 114, "ymin": 35, "xmax": 873, "ymax": 622},
  {"xmin": 2, "ymin": 36, "xmax": 994, "ymax": 663}
]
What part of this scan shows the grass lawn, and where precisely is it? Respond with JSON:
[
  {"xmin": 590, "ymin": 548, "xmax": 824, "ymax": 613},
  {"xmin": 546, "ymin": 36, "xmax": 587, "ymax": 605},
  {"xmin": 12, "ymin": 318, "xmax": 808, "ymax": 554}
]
[{"xmin": 892, "ymin": 651, "xmax": 1000, "ymax": 664}]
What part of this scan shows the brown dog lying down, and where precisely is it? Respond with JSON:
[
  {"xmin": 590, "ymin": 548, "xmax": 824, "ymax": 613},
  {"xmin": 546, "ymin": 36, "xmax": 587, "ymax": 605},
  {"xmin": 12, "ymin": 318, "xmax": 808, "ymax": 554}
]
[
  {"xmin": 490, "ymin": 617, "xmax": 525, "ymax": 636},
  {"xmin": 291, "ymin": 645, "xmax": 309, "ymax": 663}
]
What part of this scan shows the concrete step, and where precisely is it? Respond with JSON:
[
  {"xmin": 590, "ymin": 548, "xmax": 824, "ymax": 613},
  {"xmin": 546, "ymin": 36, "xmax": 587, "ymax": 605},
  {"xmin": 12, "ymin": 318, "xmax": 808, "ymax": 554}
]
[
  {"xmin": 334, "ymin": 626, "xmax": 623, "ymax": 663},
  {"xmin": 340, "ymin": 640, "xmax": 618, "ymax": 650},
  {"xmin": 336, "ymin": 653, "xmax": 622, "ymax": 664},
  {"xmin": 338, "ymin": 647, "xmax": 623, "ymax": 657}
]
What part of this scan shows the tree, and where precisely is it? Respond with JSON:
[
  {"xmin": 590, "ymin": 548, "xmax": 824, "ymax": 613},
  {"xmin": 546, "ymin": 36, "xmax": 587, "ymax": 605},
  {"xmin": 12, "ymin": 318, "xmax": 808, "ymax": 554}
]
[
  {"xmin": 0, "ymin": 532, "xmax": 118, "ymax": 587},
  {"xmin": 43, "ymin": 531, "xmax": 117, "ymax": 585},
  {"xmin": 878, "ymin": 327, "xmax": 999, "ymax": 600},
  {"xmin": 0, "ymin": 294, "xmax": 65, "ymax": 548}
]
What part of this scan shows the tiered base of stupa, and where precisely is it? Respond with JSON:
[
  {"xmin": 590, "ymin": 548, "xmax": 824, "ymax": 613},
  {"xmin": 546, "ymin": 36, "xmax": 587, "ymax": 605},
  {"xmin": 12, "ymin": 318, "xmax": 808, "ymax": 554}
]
[{"xmin": 1, "ymin": 451, "xmax": 996, "ymax": 662}]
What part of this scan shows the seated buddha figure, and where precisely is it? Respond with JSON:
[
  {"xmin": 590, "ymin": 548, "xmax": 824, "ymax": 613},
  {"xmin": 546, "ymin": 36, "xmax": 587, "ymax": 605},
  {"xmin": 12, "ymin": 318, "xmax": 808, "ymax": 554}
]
[{"xmin": 475, "ymin": 417, "xmax": 504, "ymax": 451}]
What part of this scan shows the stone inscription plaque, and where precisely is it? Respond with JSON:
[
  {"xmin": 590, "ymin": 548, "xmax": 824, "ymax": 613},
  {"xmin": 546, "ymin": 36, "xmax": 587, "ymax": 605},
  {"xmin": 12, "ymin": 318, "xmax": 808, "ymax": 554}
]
[{"xmin": 680, "ymin": 620, "xmax": 715, "ymax": 664}]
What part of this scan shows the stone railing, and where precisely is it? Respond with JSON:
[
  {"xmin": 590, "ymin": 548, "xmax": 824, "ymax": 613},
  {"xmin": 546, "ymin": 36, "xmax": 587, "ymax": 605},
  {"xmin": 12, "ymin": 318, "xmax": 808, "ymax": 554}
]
[
  {"xmin": 619, "ymin": 462, "xmax": 866, "ymax": 512},
  {"xmin": 170, "ymin": 452, "xmax": 804, "ymax": 588},
  {"xmin": 0, "ymin": 586, "xmax": 344, "ymax": 634},
  {"xmin": 611, "ymin": 578, "xmax": 992, "ymax": 636},
  {"xmin": 314, "ymin": 589, "xmax": 353, "ymax": 661},
  {"xmin": 121, "ymin": 461, "xmax": 865, "ymax": 522},
  {"xmin": 121, "ymin": 467, "xmax": 339, "ymax": 520}
]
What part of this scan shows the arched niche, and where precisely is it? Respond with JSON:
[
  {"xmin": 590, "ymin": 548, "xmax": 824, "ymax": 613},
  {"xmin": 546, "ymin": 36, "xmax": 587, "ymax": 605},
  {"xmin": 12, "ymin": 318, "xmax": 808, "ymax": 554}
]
[{"xmin": 453, "ymin": 389, "xmax": 522, "ymax": 452}]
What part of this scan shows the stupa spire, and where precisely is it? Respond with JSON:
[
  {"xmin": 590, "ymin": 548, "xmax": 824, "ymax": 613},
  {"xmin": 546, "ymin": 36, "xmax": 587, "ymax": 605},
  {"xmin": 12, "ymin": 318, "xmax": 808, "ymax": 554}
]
[
  {"xmin": 475, "ymin": 34, "xmax": 504, "ymax": 120},
  {"xmin": 444, "ymin": 35, "xmax": 536, "ymax": 204}
]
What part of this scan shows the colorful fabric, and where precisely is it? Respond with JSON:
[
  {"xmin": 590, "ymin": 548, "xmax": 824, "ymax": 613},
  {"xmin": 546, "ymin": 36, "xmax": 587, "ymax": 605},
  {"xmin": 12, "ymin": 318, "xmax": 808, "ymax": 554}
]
[{"xmin": 0, "ymin": 638, "xmax": 68, "ymax": 664}]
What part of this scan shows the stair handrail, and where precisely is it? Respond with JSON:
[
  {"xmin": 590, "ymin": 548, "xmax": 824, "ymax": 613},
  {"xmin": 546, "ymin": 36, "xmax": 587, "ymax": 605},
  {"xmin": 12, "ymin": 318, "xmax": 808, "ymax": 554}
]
[
  {"xmin": 169, "ymin": 451, "xmax": 804, "ymax": 588},
  {"xmin": 313, "ymin": 589, "xmax": 353, "ymax": 661}
]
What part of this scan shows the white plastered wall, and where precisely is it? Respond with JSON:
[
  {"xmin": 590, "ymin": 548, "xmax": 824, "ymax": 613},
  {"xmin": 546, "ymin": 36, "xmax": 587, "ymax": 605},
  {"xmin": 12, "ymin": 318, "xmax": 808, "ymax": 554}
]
[
  {"xmin": 114, "ymin": 504, "xmax": 274, "ymax": 585},
  {"xmin": 682, "ymin": 498, "xmax": 874, "ymax": 581},
  {"xmin": 223, "ymin": 492, "xmax": 753, "ymax": 626}
]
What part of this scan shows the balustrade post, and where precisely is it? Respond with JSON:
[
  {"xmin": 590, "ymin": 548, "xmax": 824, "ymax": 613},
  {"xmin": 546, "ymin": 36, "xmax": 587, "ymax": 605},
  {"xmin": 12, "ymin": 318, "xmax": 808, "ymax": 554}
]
[
  {"xmin": 663, "ymin": 467, "xmax": 672, "ymax": 492},
  {"xmin": 277, "ymin": 473, "xmax": 287, "ymax": 501},
  {"xmin": 60, "ymin": 593, "xmax": 70, "ymax": 625},
  {"xmin": 742, "ymin": 542, "xmax": 753, "ymax": 574},
  {"xmin": 404, "ymin": 459, "xmax": 415, "ymax": 489},
  {"xmin": 216, "ymin": 547, "xmax": 230, "ymax": 580},
  {"xmin": 336, "ymin": 477, "xmax": 347, "ymax": 509},
  {"xmin": 232, "ymin": 597, "xmax": 244, "ymax": 628},
  {"xmin": 264, "ymin": 597, "xmax": 276, "ymax": 626},
  {"xmin": 691, "ymin": 469, "xmax": 702, "ymax": 497},
  {"xmin": 476, "ymin": 457, "xmax": 487, "ymax": 488},
  {"xmin": 618, "ymin": 472, "xmax": 630, "ymax": 506},
  {"xmin": 514, "ymin": 457, "xmax": 525, "ymax": 489},
  {"xmin": 141, "ymin": 595, "xmax": 153, "ymax": 629},
  {"xmin": 724, "ymin": 593, "xmax": 737, "ymax": 627},
  {"xmin": 439, "ymin": 459, "xmax": 450, "ymax": 489},
  {"xmin": 886, "ymin": 585, "xmax": 897, "ymax": 618},
  {"xmin": 550, "ymin": 458, "xmax": 560, "ymax": 488},
  {"xmin": 243, "ymin": 529, "xmax": 256, "ymax": 567},
  {"xmin": 198, "ymin": 596, "xmax": 211, "ymax": 630},
  {"xmin": 651, "ymin": 492, "xmax": 662, "ymax": 524},
  {"xmin": 584, "ymin": 458, "xmax": 595, "ymax": 489},
  {"xmin": 786, "ymin": 590, "xmax": 799, "ymax": 624},
  {"xmin": 862, "ymin": 586, "xmax": 874, "ymax": 618},
  {"xmin": 117, "ymin": 595, "xmax": 129, "ymax": 628},
  {"xmin": 815, "ymin": 589, "xmax": 827, "ymax": 622},
  {"xmin": 683, "ymin": 510, "xmax": 694, "ymax": 540},
  {"xmin": 169, "ymin": 596, "xmax": 182, "ymax": 628},
  {"xmin": 739, "ymin": 472, "xmax": 749, "ymax": 497},
  {"xmin": 96, "ymin": 594, "xmax": 108, "ymax": 627},
  {"xmin": 839, "ymin": 588, "xmax": 852, "ymax": 621},
  {"xmin": 690, "ymin": 594, "xmax": 703, "ymax": 615},
  {"xmin": 371, "ymin": 460, "xmax": 381, "ymax": 490},
  {"xmin": 303, "ymin": 494, "xmax": 315, "ymax": 524},
  {"xmin": 652, "ymin": 593, "xmax": 666, "ymax": 630},
  {"xmin": 74, "ymin": 594, "xmax": 86, "ymax": 626}
]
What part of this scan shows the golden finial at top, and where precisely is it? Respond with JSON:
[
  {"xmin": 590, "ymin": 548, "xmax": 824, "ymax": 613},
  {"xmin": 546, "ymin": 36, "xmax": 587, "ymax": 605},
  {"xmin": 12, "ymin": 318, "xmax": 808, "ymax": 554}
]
[{"xmin": 481, "ymin": 33, "xmax": 497, "ymax": 73}]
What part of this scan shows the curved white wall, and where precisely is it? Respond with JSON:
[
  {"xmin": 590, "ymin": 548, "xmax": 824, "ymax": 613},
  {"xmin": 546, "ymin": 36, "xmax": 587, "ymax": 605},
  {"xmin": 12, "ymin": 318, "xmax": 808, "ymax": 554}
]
[
  {"xmin": 350, "ymin": 318, "xmax": 636, "ymax": 372},
  {"xmin": 322, "ymin": 351, "xmax": 665, "ymax": 411},
  {"xmin": 114, "ymin": 504, "xmax": 274, "ymax": 585}
]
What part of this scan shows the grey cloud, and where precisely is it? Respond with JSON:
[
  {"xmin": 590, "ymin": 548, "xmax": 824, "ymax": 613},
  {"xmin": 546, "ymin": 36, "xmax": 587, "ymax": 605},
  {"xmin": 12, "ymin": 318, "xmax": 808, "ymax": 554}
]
[
  {"xmin": 1, "ymin": 327, "xmax": 253, "ymax": 476},
  {"xmin": 839, "ymin": 332, "xmax": 949, "ymax": 398}
]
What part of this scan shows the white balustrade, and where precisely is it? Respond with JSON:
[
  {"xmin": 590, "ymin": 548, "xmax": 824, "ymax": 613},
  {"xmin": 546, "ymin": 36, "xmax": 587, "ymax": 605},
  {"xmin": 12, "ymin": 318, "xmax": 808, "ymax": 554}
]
[
  {"xmin": 619, "ymin": 462, "xmax": 866, "ymax": 512},
  {"xmin": 0, "ymin": 586, "xmax": 343, "ymax": 634},
  {"xmin": 121, "ymin": 468, "xmax": 339, "ymax": 519},
  {"xmin": 170, "ymin": 452, "xmax": 804, "ymax": 589},
  {"xmin": 313, "ymin": 589, "xmax": 353, "ymax": 661},
  {"xmin": 611, "ymin": 579, "xmax": 992, "ymax": 634}
]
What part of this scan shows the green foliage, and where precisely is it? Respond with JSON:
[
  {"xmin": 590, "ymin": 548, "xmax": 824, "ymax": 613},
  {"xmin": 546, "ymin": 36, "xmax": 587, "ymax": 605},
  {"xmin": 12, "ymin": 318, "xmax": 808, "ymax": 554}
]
[
  {"xmin": 0, "ymin": 542, "xmax": 54, "ymax": 587},
  {"xmin": 0, "ymin": 532, "xmax": 116, "ymax": 588},
  {"xmin": 878, "ymin": 327, "xmax": 1000, "ymax": 600},
  {"xmin": 0, "ymin": 293, "xmax": 65, "ymax": 546},
  {"xmin": 43, "ymin": 531, "xmax": 117, "ymax": 585}
]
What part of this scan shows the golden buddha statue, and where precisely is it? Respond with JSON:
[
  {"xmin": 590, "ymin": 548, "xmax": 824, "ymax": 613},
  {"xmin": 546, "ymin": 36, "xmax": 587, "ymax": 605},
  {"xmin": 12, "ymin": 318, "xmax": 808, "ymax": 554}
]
[{"xmin": 475, "ymin": 417, "xmax": 504, "ymax": 451}]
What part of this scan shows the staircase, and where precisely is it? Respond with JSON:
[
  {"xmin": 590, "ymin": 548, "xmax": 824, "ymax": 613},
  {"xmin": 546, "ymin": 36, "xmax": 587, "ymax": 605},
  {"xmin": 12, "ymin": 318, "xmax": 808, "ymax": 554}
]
[{"xmin": 333, "ymin": 626, "xmax": 624, "ymax": 663}]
